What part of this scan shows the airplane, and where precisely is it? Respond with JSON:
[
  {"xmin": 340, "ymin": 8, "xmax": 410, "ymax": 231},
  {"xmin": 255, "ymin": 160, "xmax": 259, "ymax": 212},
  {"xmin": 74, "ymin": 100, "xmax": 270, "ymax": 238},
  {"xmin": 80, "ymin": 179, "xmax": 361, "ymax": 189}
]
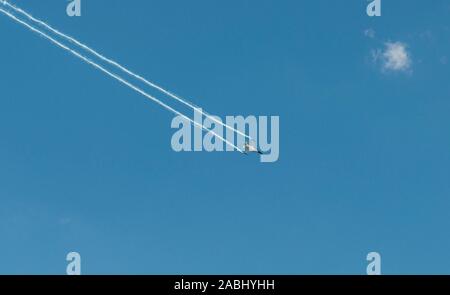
[{"xmin": 244, "ymin": 142, "xmax": 263, "ymax": 155}]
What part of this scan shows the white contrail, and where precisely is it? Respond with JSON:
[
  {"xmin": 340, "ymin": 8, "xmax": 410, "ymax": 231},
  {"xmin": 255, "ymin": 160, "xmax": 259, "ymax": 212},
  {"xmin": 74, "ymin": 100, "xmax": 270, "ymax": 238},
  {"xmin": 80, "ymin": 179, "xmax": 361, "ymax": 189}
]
[
  {"xmin": 0, "ymin": 7, "xmax": 244, "ymax": 153},
  {"xmin": 1, "ymin": 0, "xmax": 251, "ymax": 140}
]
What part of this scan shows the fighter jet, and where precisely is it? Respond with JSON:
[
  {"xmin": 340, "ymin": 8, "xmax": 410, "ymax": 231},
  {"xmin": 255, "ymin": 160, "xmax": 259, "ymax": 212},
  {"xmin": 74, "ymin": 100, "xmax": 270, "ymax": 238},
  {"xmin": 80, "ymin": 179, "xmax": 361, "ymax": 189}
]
[{"xmin": 244, "ymin": 142, "xmax": 263, "ymax": 155}]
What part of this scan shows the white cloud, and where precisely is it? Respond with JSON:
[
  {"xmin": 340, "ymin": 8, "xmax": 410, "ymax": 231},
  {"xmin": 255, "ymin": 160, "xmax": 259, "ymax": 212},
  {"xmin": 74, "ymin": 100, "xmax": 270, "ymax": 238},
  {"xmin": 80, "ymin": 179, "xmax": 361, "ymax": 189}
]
[
  {"xmin": 373, "ymin": 42, "xmax": 412, "ymax": 73},
  {"xmin": 364, "ymin": 28, "xmax": 376, "ymax": 39}
]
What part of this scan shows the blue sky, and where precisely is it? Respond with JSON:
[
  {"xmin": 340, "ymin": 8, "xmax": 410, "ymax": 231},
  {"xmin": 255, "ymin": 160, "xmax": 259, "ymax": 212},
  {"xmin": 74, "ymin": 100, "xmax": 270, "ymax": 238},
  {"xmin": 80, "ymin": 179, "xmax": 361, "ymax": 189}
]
[{"xmin": 0, "ymin": 0, "xmax": 450, "ymax": 274}]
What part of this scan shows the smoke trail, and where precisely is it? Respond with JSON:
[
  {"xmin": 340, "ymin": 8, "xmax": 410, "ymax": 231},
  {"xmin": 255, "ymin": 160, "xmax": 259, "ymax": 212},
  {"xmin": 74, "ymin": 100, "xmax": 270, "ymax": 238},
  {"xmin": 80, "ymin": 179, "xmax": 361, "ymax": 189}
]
[
  {"xmin": 0, "ymin": 7, "xmax": 244, "ymax": 153},
  {"xmin": 1, "ymin": 0, "xmax": 251, "ymax": 140}
]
